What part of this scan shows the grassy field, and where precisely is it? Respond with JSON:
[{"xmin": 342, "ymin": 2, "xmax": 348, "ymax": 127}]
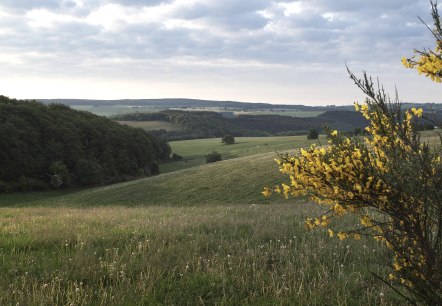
[
  {"xmin": 117, "ymin": 120, "xmax": 183, "ymax": 132},
  {"xmin": 0, "ymin": 134, "xmax": 412, "ymax": 305},
  {"xmin": 24, "ymin": 151, "xmax": 296, "ymax": 207},
  {"xmin": 161, "ymin": 135, "xmax": 326, "ymax": 173},
  {"xmin": 0, "ymin": 203, "xmax": 396, "ymax": 305}
]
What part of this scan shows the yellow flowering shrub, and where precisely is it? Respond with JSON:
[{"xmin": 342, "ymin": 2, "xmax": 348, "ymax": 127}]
[
  {"xmin": 265, "ymin": 73, "xmax": 442, "ymax": 303},
  {"xmin": 403, "ymin": 1, "xmax": 442, "ymax": 82}
]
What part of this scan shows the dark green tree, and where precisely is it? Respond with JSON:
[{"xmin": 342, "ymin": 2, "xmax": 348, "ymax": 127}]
[
  {"xmin": 75, "ymin": 159, "xmax": 104, "ymax": 186},
  {"xmin": 205, "ymin": 151, "xmax": 222, "ymax": 163},
  {"xmin": 307, "ymin": 128, "xmax": 319, "ymax": 140},
  {"xmin": 221, "ymin": 134, "xmax": 235, "ymax": 144},
  {"xmin": 49, "ymin": 161, "xmax": 71, "ymax": 187}
]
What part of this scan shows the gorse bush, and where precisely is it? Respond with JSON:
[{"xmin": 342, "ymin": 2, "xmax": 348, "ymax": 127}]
[
  {"xmin": 402, "ymin": 1, "xmax": 442, "ymax": 83},
  {"xmin": 264, "ymin": 3, "xmax": 442, "ymax": 305}
]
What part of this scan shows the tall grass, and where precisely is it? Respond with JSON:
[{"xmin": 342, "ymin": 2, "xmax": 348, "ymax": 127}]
[{"xmin": 0, "ymin": 204, "xmax": 398, "ymax": 305}]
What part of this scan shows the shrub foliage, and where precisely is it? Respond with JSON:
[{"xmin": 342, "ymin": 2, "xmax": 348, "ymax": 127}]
[
  {"xmin": 402, "ymin": 1, "xmax": 442, "ymax": 83},
  {"xmin": 265, "ymin": 3, "xmax": 442, "ymax": 304},
  {"xmin": 205, "ymin": 151, "xmax": 222, "ymax": 163},
  {"xmin": 265, "ymin": 72, "xmax": 441, "ymax": 304}
]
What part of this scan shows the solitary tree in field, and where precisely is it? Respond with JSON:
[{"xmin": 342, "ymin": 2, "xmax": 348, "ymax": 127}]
[
  {"xmin": 307, "ymin": 128, "xmax": 318, "ymax": 140},
  {"xmin": 222, "ymin": 134, "xmax": 235, "ymax": 144},
  {"xmin": 264, "ymin": 2, "xmax": 442, "ymax": 304}
]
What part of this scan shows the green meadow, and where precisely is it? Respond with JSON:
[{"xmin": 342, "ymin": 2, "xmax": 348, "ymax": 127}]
[
  {"xmin": 161, "ymin": 135, "xmax": 327, "ymax": 173},
  {"xmin": 0, "ymin": 134, "xmax": 418, "ymax": 305},
  {"xmin": 0, "ymin": 204, "xmax": 395, "ymax": 305}
]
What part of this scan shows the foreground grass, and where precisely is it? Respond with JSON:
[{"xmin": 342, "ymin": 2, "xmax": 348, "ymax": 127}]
[{"xmin": 0, "ymin": 204, "xmax": 398, "ymax": 305}]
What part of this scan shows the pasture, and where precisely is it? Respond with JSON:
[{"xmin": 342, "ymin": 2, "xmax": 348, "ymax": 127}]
[
  {"xmin": 19, "ymin": 151, "xmax": 298, "ymax": 207},
  {"xmin": 161, "ymin": 135, "xmax": 327, "ymax": 173}
]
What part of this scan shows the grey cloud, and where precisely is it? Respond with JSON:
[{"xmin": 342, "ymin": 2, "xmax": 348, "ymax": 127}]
[
  {"xmin": 172, "ymin": 0, "xmax": 271, "ymax": 30},
  {"xmin": 176, "ymin": 0, "xmax": 269, "ymax": 18},
  {"xmin": 0, "ymin": 0, "xmax": 173, "ymax": 14},
  {"xmin": 0, "ymin": 0, "xmax": 62, "ymax": 11},
  {"xmin": 109, "ymin": 0, "xmax": 173, "ymax": 6},
  {"xmin": 0, "ymin": 0, "xmax": 437, "ymax": 82},
  {"xmin": 311, "ymin": 0, "xmax": 428, "ymax": 13}
]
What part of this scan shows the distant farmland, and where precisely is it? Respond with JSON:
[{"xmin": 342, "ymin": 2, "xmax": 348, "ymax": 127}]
[{"xmin": 118, "ymin": 120, "xmax": 183, "ymax": 132}]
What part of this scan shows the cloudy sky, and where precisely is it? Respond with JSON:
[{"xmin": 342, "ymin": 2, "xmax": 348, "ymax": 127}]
[{"xmin": 0, "ymin": 0, "xmax": 440, "ymax": 105}]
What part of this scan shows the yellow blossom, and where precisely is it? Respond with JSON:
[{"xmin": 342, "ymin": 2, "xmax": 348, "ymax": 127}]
[
  {"xmin": 410, "ymin": 107, "xmax": 423, "ymax": 117},
  {"xmin": 337, "ymin": 232, "xmax": 347, "ymax": 240},
  {"xmin": 262, "ymin": 187, "xmax": 272, "ymax": 197}
]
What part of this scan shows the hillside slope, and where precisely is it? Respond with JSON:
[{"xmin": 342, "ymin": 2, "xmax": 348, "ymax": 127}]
[
  {"xmin": 318, "ymin": 110, "xmax": 368, "ymax": 129},
  {"xmin": 44, "ymin": 151, "xmax": 298, "ymax": 207}
]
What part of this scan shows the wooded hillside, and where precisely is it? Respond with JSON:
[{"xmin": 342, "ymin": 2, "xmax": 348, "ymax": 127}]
[
  {"xmin": 114, "ymin": 109, "xmax": 369, "ymax": 140},
  {"xmin": 0, "ymin": 96, "xmax": 171, "ymax": 192}
]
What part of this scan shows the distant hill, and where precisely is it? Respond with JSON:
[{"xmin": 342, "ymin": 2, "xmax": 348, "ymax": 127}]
[
  {"xmin": 232, "ymin": 114, "xmax": 334, "ymax": 134},
  {"xmin": 38, "ymin": 98, "xmax": 352, "ymax": 111},
  {"xmin": 113, "ymin": 109, "xmax": 368, "ymax": 140},
  {"xmin": 0, "ymin": 96, "xmax": 171, "ymax": 192},
  {"xmin": 318, "ymin": 110, "xmax": 368, "ymax": 129},
  {"xmin": 38, "ymin": 98, "xmax": 442, "ymax": 113}
]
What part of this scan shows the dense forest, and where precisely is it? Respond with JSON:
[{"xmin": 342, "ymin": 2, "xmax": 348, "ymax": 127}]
[
  {"xmin": 0, "ymin": 96, "xmax": 171, "ymax": 192},
  {"xmin": 114, "ymin": 110, "xmax": 369, "ymax": 140}
]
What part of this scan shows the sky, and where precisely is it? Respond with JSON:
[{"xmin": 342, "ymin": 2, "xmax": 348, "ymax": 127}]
[{"xmin": 0, "ymin": 0, "xmax": 440, "ymax": 105}]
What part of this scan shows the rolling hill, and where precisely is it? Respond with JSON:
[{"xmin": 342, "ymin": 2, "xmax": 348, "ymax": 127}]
[
  {"xmin": 40, "ymin": 151, "xmax": 297, "ymax": 207},
  {"xmin": 38, "ymin": 98, "xmax": 348, "ymax": 111},
  {"xmin": 113, "ymin": 109, "xmax": 367, "ymax": 140}
]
